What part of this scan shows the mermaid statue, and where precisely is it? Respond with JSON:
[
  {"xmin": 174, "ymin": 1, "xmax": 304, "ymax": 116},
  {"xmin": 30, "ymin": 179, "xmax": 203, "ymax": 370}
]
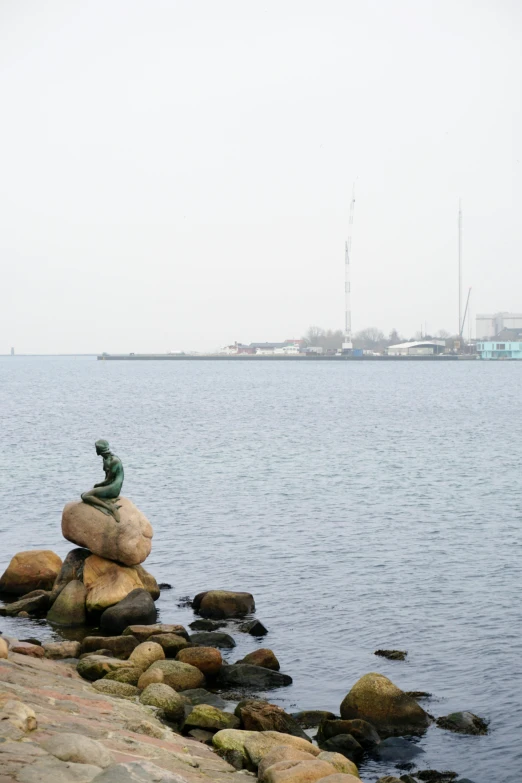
[{"xmin": 81, "ymin": 440, "xmax": 124, "ymax": 523}]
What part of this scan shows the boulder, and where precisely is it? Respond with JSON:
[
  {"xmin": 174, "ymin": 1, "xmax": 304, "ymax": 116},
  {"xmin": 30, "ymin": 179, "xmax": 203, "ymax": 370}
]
[
  {"xmin": 62, "ymin": 497, "xmax": 153, "ymax": 566},
  {"xmin": 128, "ymin": 641, "xmax": 165, "ymax": 670},
  {"xmin": 293, "ymin": 711, "xmax": 337, "ymax": 728},
  {"xmin": 179, "ymin": 688, "xmax": 227, "ymax": 709},
  {"xmin": 123, "ymin": 624, "xmax": 189, "ymax": 642},
  {"xmin": 374, "ymin": 737, "xmax": 425, "ymax": 762},
  {"xmin": 436, "ymin": 711, "xmax": 488, "ymax": 735},
  {"xmin": 88, "ymin": 760, "xmax": 190, "ymax": 782},
  {"xmin": 139, "ymin": 684, "xmax": 185, "ymax": 722},
  {"xmin": 183, "ymin": 704, "xmax": 240, "ymax": 732},
  {"xmin": 81, "ymin": 635, "xmax": 139, "ymax": 659},
  {"xmin": 319, "ymin": 735, "xmax": 363, "ymax": 762},
  {"xmin": 316, "ymin": 753, "xmax": 360, "ymax": 777},
  {"xmin": 258, "ymin": 746, "xmax": 316, "ymax": 781},
  {"xmin": 317, "ymin": 776, "xmax": 360, "ymax": 783},
  {"xmin": 10, "ymin": 642, "xmax": 45, "ymax": 658},
  {"xmin": 193, "ymin": 590, "xmax": 255, "ymax": 619},
  {"xmin": 132, "ymin": 564, "xmax": 160, "ymax": 600},
  {"xmin": 149, "ymin": 633, "xmax": 189, "ymax": 657},
  {"xmin": 263, "ymin": 759, "xmax": 336, "ymax": 783},
  {"xmin": 50, "ymin": 548, "xmax": 90, "ymax": 602},
  {"xmin": 104, "ymin": 668, "xmax": 143, "ymax": 685},
  {"xmin": 138, "ymin": 668, "xmax": 165, "ymax": 690},
  {"xmin": 189, "ymin": 619, "xmax": 227, "ymax": 631},
  {"xmin": 40, "ymin": 732, "xmax": 113, "ymax": 767},
  {"xmin": 238, "ymin": 648, "xmax": 280, "ymax": 671},
  {"xmin": 0, "ymin": 637, "xmax": 8, "ymax": 658},
  {"xmin": 374, "ymin": 649, "xmax": 407, "ymax": 661},
  {"xmin": 240, "ymin": 619, "xmax": 268, "ymax": 636},
  {"xmin": 212, "ymin": 729, "xmax": 257, "ymax": 761},
  {"xmin": 217, "ymin": 663, "xmax": 292, "ymax": 689},
  {"xmin": 237, "ymin": 700, "xmax": 310, "ymax": 740},
  {"xmin": 77, "ymin": 654, "xmax": 133, "ymax": 681},
  {"xmin": 0, "ymin": 550, "xmax": 62, "ymax": 595},
  {"xmin": 146, "ymin": 659, "xmax": 205, "ymax": 691},
  {"xmin": 375, "ymin": 778, "xmax": 402, "ymax": 783},
  {"xmin": 340, "ymin": 673, "xmax": 431, "ymax": 737},
  {"xmin": 0, "ymin": 699, "xmax": 37, "ymax": 732},
  {"xmin": 43, "ymin": 641, "xmax": 81, "ymax": 659},
  {"xmin": 0, "ymin": 592, "xmax": 50, "ymax": 616},
  {"xmin": 244, "ymin": 732, "xmax": 322, "ymax": 766},
  {"xmin": 47, "ymin": 579, "xmax": 87, "ymax": 626},
  {"xmin": 176, "ymin": 647, "xmax": 222, "ymax": 676},
  {"xmin": 189, "ymin": 631, "xmax": 236, "ymax": 648},
  {"xmin": 317, "ymin": 719, "xmax": 380, "ymax": 749},
  {"xmin": 92, "ymin": 680, "xmax": 140, "ymax": 699},
  {"xmin": 100, "ymin": 589, "xmax": 157, "ymax": 634},
  {"xmin": 83, "ymin": 555, "xmax": 147, "ymax": 612}
]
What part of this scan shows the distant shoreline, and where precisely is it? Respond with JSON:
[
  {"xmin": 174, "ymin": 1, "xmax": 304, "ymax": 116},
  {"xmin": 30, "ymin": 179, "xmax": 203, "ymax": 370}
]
[{"xmin": 97, "ymin": 353, "xmax": 469, "ymax": 362}]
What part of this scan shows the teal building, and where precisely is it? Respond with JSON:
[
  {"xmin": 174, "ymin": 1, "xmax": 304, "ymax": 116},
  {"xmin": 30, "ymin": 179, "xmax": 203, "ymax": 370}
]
[{"xmin": 477, "ymin": 341, "xmax": 522, "ymax": 360}]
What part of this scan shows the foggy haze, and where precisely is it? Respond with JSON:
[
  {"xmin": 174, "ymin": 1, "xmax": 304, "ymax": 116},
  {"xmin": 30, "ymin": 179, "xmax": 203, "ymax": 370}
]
[{"xmin": 0, "ymin": 0, "xmax": 520, "ymax": 354}]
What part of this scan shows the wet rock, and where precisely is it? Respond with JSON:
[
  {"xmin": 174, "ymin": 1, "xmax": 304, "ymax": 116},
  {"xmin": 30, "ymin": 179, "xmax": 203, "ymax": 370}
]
[
  {"xmin": 77, "ymin": 654, "xmax": 133, "ymax": 681},
  {"xmin": 104, "ymin": 667, "xmax": 143, "ymax": 685},
  {"xmin": 374, "ymin": 737, "xmax": 425, "ymax": 762},
  {"xmin": 0, "ymin": 549, "xmax": 62, "ymax": 595},
  {"xmin": 316, "ymin": 752, "xmax": 360, "ymax": 777},
  {"xmin": 1, "ymin": 591, "xmax": 50, "ymax": 616},
  {"xmin": 399, "ymin": 776, "xmax": 418, "ymax": 783},
  {"xmin": 17, "ymin": 756, "xmax": 103, "ymax": 783},
  {"xmin": 183, "ymin": 703, "xmax": 240, "ymax": 732},
  {"xmin": 132, "ymin": 564, "xmax": 160, "ymax": 600},
  {"xmin": 139, "ymin": 683, "xmax": 185, "ymax": 721},
  {"xmin": 10, "ymin": 642, "xmax": 45, "ymax": 658},
  {"xmin": 317, "ymin": 719, "xmax": 380, "ymax": 749},
  {"xmin": 405, "ymin": 691, "xmax": 431, "ymax": 700},
  {"xmin": 217, "ymin": 663, "xmax": 292, "ymax": 689},
  {"xmin": 123, "ymin": 623, "xmax": 189, "ymax": 642},
  {"xmin": 176, "ymin": 646, "xmax": 222, "ymax": 676},
  {"xmin": 376, "ymin": 778, "xmax": 403, "ymax": 783},
  {"xmin": 244, "ymin": 731, "xmax": 322, "ymax": 766},
  {"xmin": 50, "ymin": 548, "xmax": 90, "ymax": 602},
  {"xmin": 340, "ymin": 673, "xmax": 431, "ymax": 737},
  {"xmin": 189, "ymin": 631, "xmax": 236, "ymax": 648},
  {"xmin": 416, "ymin": 771, "xmax": 458, "ymax": 782},
  {"xmin": 258, "ymin": 747, "xmax": 316, "ymax": 781},
  {"xmin": 62, "ymin": 497, "xmax": 153, "ymax": 566},
  {"xmin": 90, "ymin": 760, "xmax": 191, "ymax": 782},
  {"xmin": 319, "ymin": 735, "xmax": 363, "ymax": 762},
  {"xmin": 81, "ymin": 635, "xmax": 139, "ymax": 659},
  {"xmin": 128, "ymin": 641, "xmax": 165, "ymax": 670},
  {"xmin": 40, "ymin": 732, "xmax": 113, "ymax": 767},
  {"xmin": 238, "ymin": 648, "xmax": 280, "ymax": 671},
  {"xmin": 92, "ymin": 680, "xmax": 140, "ymax": 699},
  {"xmin": 375, "ymin": 650, "xmax": 408, "ymax": 661},
  {"xmin": 292, "ymin": 710, "xmax": 336, "ymax": 728},
  {"xmin": 17, "ymin": 610, "xmax": 31, "ymax": 618},
  {"xmin": 240, "ymin": 619, "xmax": 268, "ymax": 636},
  {"xmin": 189, "ymin": 618, "xmax": 227, "ymax": 631},
  {"xmin": 159, "ymin": 582, "xmax": 172, "ymax": 590},
  {"xmin": 263, "ymin": 759, "xmax": 337, "ymax": 783},
  {"xmin": 237, "ymin": 700, "xmax": 310, "ymax": 740},
  {"xmin": 47, "ymin": 579, "xmax": 87, "ymax": 626},
  {"xmin": 0, "ymin": 637, "xmax": 8, "ymax": 658},
  {"xmin": 193, "ymin": 589, "xmax": 255, "ymax": 619},
  {"xmin": 436, "ymin": 711, "xmax": 488, "ymax": 735},
  {"xmin": 179, "ymin": 688, "xmax": 227, "ymax": 708},
  {"xmin": 43, "ymin": 641, "xmax": 81, "ymax": 659},
  {"xmin": 100, "ymin": 588, "xmax": 157, "ymax": 634},
  {"xmin": 146, "ymin": 659, "xmax": 205, "ymax": 691},
  {"xmin": 1, "ymin": 699, "xmax": 37, "ymax": 731},
  {"xmin": 149, "ymin": 633, "xmax": 190, "ymax": 657}
]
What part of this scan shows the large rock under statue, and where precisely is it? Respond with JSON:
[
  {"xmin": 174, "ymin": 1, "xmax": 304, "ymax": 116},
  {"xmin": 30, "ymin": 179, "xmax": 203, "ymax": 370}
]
[{"xmin": 62, "ymin": 498, "xmax": 153, "ymax": 567}]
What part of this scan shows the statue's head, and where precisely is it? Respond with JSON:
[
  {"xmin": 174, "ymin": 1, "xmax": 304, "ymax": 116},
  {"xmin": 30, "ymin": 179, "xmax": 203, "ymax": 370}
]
[{"xmin": 95, "ymin": 439, "xmax": 111, "ymax": 457}]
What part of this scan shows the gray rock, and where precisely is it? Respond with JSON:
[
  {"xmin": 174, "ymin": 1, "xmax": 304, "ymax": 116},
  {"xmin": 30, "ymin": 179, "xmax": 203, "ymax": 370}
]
[
  {"xmin": 47, "ymin": 580, "xmax": 87, "ymax": 626},
  {"xmin": 374, "ymin": 736, "xmax": 425, "ymax": 762},
  {"xmin": 189, "ymin": 619, "xmax": 227, "ymax": 631},
  {"xmin": 91, "ymin": 760, "xmax": 191, "ymax": 782},
  {"xmin": 39, "ymin": 732, "xmax": 113, "ymax": 768},
  {"xmin": 43, "ymin": 641, "xmax": 81, "ymax": 659},
  {"xmin": 92, "ymin": 680, "xmax": 139, "ymax": 699},
  {"xmin": 436, "ymin": 711, "xmax": 488, "ymax": 735},
  {"xmin": 1, "ymin": 592, "xmax": 50, "ymax": 616},
  {"xmin": 81, "ymin": 635, "xmax": 139, "ymax": 659},
  {"xmin": 179, "ymin": 688, "xmax": 227, "ymax": 709},
  {"xmin": 239, "ymin": 619, "xmax": 268, "ymax": 636},
  {"xmin": 375, "ymin": 649, "xmax": 408, "ymax": 661},
  {"xmin": 100, "ymin": 589, "xmax": 157, "ymax": 635},
  {"xmin": 292, "ymin": 710, "xmax": 337, "ymax": 728},
  {"xmin": 189, "ymin": 631, "xmax": 236, "ymax": 648},
  {"xmin": 50, "ymin": 548, "xmax": 90, "ymax": 602},
  {"xmin": 317, "ymin": 718, "xmax": 380, "ymax": 749},
  {"xmin": 139, "ymin": 683, "xmax": 185, "ymax": 722},
  {"xmin": 17, "ymin": 756, "xmax": 103, "ymax": 783},
  {"xmin": 319, "ymin": 734, "xmax": 363, "ymax": 761},
  {"xmin": 216, "ymin": 663, "xmax": 292, "ymax": 689}
]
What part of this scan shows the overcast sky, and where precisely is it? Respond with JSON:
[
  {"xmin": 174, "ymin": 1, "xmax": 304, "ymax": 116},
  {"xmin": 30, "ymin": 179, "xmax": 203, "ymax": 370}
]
[{"xmin": 0, "ymin": 0, "xmax": 520, "ymax": 353}]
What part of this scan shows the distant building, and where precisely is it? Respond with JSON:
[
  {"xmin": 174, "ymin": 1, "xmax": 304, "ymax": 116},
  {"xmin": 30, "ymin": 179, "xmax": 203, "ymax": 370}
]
[
  {"xmin": 476, "ymin": 313, "xmax": 522, "ymax": 340},
  {"xmin": 10, "ymin": 347, "xmax": 14, "ymax": 356},
  {"xmin": 220, "ymin": 342, "xmax": 254, "ymax": 355},
  {"xmin": 388, "ymin": 340, "xmax": 445, "ymax": 356},
  {"xmin": 477, "ymin": 340, "xmax": 522, "ymax": 360}
]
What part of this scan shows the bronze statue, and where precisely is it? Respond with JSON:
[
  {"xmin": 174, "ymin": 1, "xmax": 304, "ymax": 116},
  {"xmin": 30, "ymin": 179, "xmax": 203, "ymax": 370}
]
[{"xmin": 81, "ymin": 440, "xmax": 124, "ymax": 522}]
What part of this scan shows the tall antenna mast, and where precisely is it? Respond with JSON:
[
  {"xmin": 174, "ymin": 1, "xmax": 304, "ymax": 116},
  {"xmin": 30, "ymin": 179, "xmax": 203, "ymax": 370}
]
[
  {"xmin": 343, "ymin": 186, "xmax": 355, "ymax": 352},
  {"xmin": 458, "ymin": 200, "xmax": 462, "ymax": 338}
]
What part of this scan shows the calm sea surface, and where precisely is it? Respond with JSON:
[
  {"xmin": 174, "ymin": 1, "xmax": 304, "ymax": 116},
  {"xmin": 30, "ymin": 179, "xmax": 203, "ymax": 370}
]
[{"xmin": 1, "ymin": 356, "xmax": 521, "ymax": 782}]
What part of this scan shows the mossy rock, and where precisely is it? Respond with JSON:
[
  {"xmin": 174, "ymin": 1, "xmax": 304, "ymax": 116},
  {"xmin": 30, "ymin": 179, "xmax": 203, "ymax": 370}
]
[{"xmin": 92, "ymin": 680, "xmax": 139, "ymax": 699}]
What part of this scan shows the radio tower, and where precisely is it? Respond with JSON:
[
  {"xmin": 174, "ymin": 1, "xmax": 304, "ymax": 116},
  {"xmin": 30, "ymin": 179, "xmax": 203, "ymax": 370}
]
[{"xmin": 342, "ymin": 187, "xmax": 355, "ymax": 352}]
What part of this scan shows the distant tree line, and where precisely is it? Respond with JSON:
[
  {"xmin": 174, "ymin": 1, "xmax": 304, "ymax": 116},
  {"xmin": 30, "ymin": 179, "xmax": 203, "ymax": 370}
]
[{"xmin": 304, "ymin": 326, "xmax": 453, "ymax": 352}]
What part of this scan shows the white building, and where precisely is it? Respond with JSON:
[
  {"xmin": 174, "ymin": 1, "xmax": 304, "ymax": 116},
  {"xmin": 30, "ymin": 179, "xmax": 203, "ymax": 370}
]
[
  {"xmin": 388, "ymin": 340, "xmax": 445, "ymax": 356},
  {"xmin": 476, "ymin": 313, "xmax": 522, "ymax": 340}
]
